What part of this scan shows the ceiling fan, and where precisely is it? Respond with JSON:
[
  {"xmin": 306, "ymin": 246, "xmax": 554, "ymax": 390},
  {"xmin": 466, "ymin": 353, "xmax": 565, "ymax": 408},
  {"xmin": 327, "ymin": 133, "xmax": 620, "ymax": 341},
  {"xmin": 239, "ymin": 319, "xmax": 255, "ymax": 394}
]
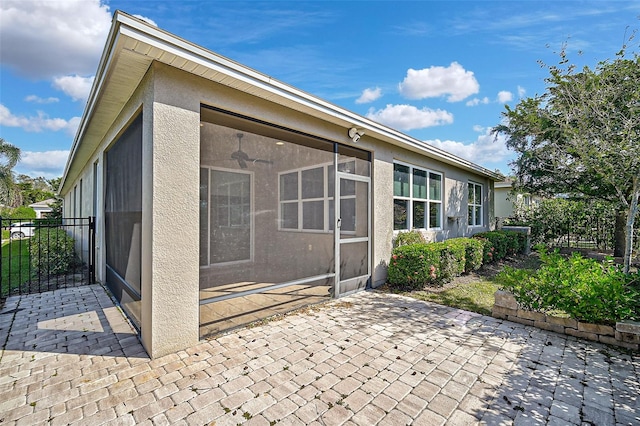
[{"xmin": 231, "ymin": 133, "xmax": 272, "ymax": 168}]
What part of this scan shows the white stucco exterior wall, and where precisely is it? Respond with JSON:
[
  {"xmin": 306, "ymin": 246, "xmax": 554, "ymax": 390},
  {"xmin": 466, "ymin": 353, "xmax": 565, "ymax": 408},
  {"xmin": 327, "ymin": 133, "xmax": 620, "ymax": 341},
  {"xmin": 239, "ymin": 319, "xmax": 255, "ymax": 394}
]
[{"xmin": 140, "ymin": 64, "xmax": 200, "ymax": 358}]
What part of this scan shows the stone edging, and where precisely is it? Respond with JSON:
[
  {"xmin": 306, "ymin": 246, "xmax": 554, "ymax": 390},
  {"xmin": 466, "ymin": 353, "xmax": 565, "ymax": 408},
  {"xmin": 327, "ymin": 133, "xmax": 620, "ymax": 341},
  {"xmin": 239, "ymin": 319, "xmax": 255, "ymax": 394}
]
[{"xmin": 492, "ymin": 290, "xmax": 640, "ymax": 351}]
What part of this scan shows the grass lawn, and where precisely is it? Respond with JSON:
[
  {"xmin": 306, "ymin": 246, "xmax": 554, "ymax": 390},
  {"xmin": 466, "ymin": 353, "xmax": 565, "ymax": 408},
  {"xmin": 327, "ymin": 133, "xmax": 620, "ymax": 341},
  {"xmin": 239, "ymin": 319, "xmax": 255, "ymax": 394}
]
[
  {"xmin": 1, "ymin": 239, "xmax": 32, "ymax": 296},
  {"xmin": 383, "ymin": 255, "xmax": 540, "ymax": 317},
  {"xmin": 1, "ymin": 229, "xmax": 9, "ymax": 239},
  {"xmin": 408, "ymin": 280, "xmax": 500, "ymax": 316}
]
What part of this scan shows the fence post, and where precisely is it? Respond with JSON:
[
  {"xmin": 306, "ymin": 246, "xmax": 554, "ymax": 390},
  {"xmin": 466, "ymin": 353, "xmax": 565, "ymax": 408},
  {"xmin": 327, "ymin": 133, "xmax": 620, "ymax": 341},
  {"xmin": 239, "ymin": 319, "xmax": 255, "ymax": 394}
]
[
  {"xmin": 0, "ymin": 216, "xmax": 3, "ymax": 297},
  {"xmin": 89, "ymin": 216, "xmax": 96, "ymax": 284}
]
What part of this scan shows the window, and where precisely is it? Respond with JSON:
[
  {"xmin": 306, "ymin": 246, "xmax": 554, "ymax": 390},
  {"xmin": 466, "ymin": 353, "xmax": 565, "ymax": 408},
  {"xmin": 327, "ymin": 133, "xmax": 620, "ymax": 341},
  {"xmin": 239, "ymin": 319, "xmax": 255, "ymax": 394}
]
[
  {"xmin": 279, "ymin": 160, "xmax": 356, "ymax": 232},
  {"xmin": 468, "ymin": 181, "xmax": 483, "ymax": 226},
  {"xmin": 393, "ymin": 162, "xmax": 442, "ymax": 230}
]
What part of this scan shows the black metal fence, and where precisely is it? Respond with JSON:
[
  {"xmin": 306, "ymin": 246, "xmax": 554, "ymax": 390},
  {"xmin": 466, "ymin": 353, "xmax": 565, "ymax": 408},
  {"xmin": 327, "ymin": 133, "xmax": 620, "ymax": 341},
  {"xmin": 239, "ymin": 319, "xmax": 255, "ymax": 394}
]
[
  {"xmin": 543, "ymin": 215, "xmax": 616, "ymax": 251},
  {"xmin": 0, "ymin": 217, "xmax": 95, "ymax": 298}
]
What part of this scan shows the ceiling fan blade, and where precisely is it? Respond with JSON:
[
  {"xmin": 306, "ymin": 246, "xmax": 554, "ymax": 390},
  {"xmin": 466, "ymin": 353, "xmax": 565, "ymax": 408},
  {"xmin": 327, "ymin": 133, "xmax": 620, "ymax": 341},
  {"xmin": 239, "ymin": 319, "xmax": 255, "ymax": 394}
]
[{"xmin": 249, "ymin": 158, "xmax": 272, "ymax": 165}]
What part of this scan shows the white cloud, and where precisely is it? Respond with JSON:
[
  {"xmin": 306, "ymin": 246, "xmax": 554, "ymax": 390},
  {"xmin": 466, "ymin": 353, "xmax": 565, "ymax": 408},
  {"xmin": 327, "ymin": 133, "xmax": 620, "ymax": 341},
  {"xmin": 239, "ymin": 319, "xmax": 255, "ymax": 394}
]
[
  {"xmin": 473, "ymin": 125, "xmax": 485, "ymax": 132},
  {"xmin": 398, "ymin": 62, "xmax": 479, "ymax": 102},
  {"xmin": 0, "ymin": 0, "xmax": 112, "ymax": 79},
  {"xmin": 52, "ymin": 75, "xmax": 95, "ymax": 102},
  {"xmin": 425, "ymin": 128, "xmax": 512, "ymax": 165},
  {"xmin": 466, "ymin": 97, "xmax": 490, "ymax": 107},
  {"xmin": 133, "ymin": 14, "xmax": 157, "ymax": 26},
  {"xmin": 518, "ymin": 85, "xmax": 526, "ymax": 98},
  {"xmin": 366, "ymin": 104, "xmax": 453, "ymax": 131},
  {"xmin": 25, "ymin": 95, "xmax": 59, "ymax": 104},
  {"xmin": 0, "ymin": 104, "xmax": 80, "ymax": 135},
  {"xmin": 356, "ymin": 87, "xmax": 382, "ymax": 104},
  {"xmin": 17, "ymin": 150, "xmax": 70, "ymax": 179},
  {"xmin": 497, "ymin": 91, "xmax": 513, "ymax": 103}
]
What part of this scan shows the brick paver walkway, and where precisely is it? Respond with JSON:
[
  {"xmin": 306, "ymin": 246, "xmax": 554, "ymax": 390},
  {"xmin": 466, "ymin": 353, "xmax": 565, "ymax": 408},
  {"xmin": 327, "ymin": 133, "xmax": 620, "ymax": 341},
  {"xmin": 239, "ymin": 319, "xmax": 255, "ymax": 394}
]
[{"xmin": 0, "ymin": 284, "xmax": 638, "ymax": 425}]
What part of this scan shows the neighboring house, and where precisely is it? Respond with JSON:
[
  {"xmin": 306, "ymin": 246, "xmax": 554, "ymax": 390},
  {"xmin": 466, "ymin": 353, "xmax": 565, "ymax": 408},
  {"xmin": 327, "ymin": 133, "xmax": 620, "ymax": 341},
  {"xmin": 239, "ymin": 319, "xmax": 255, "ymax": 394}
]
[
  {"xmin": 59, "ymin": 12, "xmax": 501, "ymax": 358},
  {"xmin": 495, "ymin": 179, "xmax": 538, "ymax": 220},
  {"xmin": 28, "ymin": 198, "xmax": 55, "ymax": 219}
]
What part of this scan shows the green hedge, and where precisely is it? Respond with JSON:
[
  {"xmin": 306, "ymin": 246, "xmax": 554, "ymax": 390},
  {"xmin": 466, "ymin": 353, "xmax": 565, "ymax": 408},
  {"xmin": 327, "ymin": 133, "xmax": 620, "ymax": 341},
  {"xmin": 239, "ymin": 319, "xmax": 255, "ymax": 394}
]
[
  {"xmin": 30, "ymin": 228, "xmax": 79, "ymax": 275},
  {"xmin": 496, "ymin": 248, "xmax": 640, "ymax": 324},
  {"xmin": 393, "ymin": 230, "xmax": 426, "ymax": 248},
  {"xmin": 472, "ymin": 230, "xmax": 527, "ymax": 263},
  {"xmin": 388, "ymin": 237, "xmax": 485, "ymax": 290}
]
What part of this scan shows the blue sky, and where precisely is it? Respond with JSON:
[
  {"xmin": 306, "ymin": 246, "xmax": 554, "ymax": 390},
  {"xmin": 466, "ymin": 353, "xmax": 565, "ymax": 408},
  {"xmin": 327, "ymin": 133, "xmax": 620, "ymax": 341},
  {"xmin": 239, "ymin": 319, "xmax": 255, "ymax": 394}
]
[{"xmin": 1, "ymin": 1, "xmax": 639, "ymax": 179}]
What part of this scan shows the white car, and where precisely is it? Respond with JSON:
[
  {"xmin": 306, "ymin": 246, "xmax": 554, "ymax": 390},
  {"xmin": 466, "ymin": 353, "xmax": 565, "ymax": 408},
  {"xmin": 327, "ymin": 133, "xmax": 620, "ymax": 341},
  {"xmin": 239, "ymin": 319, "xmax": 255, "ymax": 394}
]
[{"xmin": 10, "ymin": 222, "xmax": 36, "ymax": 239}]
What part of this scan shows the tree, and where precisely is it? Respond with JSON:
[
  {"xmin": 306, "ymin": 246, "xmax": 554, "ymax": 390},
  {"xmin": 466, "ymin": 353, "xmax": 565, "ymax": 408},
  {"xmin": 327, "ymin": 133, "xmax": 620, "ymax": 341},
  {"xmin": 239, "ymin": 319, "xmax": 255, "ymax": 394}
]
[
  {"xmin": 0, "ymin": 138, "xmax": 21, "ymax": 207},
  {"xmin": 494, "ymin": 44, "xmax": 640, "ymax": 273},
  {"xmin": 15, "ymin": 174, "xmax": 56, "ymax": 205}
]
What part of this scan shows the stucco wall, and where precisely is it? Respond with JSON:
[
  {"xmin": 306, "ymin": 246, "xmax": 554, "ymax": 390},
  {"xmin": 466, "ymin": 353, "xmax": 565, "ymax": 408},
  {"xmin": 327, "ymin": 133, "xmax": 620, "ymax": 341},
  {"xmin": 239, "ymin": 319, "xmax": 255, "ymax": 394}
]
[
  {"xmin": 369, "ymin": 141, "xmax": 494, "ymax": 286},
  {"xmin": 151, "ymin": 62, "xmax": 496, "ymax": 291},
  {"xmin": 62, "ymin": 60, "xmax": 497, "ymax": 357},
  {"xmin": 495, "ymin": 186, "xmax": 514, "ymax": 218}
]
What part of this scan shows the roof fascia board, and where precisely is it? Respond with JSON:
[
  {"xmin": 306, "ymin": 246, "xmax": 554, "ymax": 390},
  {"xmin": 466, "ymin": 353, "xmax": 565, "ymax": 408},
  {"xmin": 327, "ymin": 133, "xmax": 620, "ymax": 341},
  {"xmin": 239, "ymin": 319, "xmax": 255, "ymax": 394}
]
[{"xmin": 59, "ymin": 16, "xmax": 125, "ymax": 194}]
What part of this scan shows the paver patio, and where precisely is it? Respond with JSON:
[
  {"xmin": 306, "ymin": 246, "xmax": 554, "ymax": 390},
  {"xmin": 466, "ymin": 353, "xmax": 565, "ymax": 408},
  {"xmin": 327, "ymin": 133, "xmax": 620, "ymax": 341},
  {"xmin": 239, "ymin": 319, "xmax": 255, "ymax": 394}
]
[{"xmin": 0, "ymin": 284, "xmax": 638, "ymax": 425}]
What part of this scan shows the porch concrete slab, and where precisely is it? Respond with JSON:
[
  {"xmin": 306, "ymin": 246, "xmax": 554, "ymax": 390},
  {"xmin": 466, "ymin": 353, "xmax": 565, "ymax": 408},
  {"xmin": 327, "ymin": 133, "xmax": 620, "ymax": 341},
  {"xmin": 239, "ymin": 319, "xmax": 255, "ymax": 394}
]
[{"xmin": 1, "ymin": 285, "xmax": 639, "ymax": 425}]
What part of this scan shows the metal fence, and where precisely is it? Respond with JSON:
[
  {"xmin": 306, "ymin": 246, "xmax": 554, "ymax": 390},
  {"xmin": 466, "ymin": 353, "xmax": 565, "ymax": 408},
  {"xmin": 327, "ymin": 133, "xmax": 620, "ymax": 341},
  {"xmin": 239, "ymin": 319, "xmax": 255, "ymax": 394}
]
[
  {"xmin": 515, "ymin": 215, "xmax": 640, "ymax": 255},
  {"xmin": 545, "ymin": 215, "xmax": 616, "ymax": 251},
  {"xmin": 0, "ymin": 217, "xmax": 95, "ymax": 298}
]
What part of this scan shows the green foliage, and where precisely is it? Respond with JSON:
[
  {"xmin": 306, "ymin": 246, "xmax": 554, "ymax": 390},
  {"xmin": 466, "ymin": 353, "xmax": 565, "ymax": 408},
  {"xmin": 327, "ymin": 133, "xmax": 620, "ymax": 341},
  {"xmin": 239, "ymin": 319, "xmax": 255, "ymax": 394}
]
[
  {"xmin": 388, "ymin": 237, "xmax": 487, "ymax": 290},
  {"xmin": 496, "ymin": 248, "xmax": 640, "ymax": 324},
  {"xmin": 492, "ymin": 46, "xmax": 640, "ymax": 272},
  {"xmin": 473, "ymin": 230, "xmax": 526, "ymax": 263},
  {"xmin": 411, "ymin": 280, "xmax": 500, "ymax": 316},
  {"xmin": 47, "ymin": 198, "xmax": 63, "ymax": 220},
  {"xmin": 29, "ymin": 228, "xmax": 79, "ymax": 276},
  {"xmin": 462, "ymin": 238, "xmax": 484, "ymax": 273},
  {"xmin": 505, "ymin": 198, "xmax": 620, "ymax": 249},
  {"xmin": 388, "ymin": 243, "xmax": 442, "ymax": 290},
  {"xmin": 0, "ymin": 206, "xmax": 36, "ymax": 220},
  {"xmin": 1, "ymin": 239, "xmax": 31, "ymax": 294},
  {"xmin": 393, "ymin": 230, "xmax": 426, "ymax": 248},
  {"xmin": 0, "ymin": 138, "xmax": 21, "ymax": 207}
]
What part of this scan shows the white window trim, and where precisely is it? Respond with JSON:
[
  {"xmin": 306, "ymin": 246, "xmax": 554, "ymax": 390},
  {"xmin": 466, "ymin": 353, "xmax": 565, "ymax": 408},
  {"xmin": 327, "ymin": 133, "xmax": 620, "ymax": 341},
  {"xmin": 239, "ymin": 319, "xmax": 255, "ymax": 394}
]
[
  {"xmin": 468, "ymin": 181, "xmax": 483, "ymax": 227},
  {"xmin": 278, "ymin": 159, "xmax": 357, "ymax": 233},
  {"xmin": 393, "ymin": 161, "xmax": 443, "ymax": 231},
  {"xmin": 200, "ymin": 165, "xmax": 255, "ymax": 268}
]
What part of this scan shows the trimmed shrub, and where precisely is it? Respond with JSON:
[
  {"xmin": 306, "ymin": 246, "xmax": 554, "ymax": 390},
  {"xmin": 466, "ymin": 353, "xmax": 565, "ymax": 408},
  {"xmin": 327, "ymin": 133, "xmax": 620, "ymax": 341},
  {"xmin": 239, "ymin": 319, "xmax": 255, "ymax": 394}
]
[
  {"xmin": 496, "ymin": 248, "xmax": 640, "ymax": 324},
  {"xmin": 442, "ymin": 238, "xmax": 470, "ymax": 277},
  {"xmin": 388, "ymin": 237, "xmax": 487, "ymax": 290},
  {"xmin": 473, "ymin": 230, "xmax": 526, "ymax": 263},
  {"xmin": 30, "ymin": 227, "xmax": 79, "ymax": 275},
  {"xmin": 388, "ymin": 243, "xmax": 440, "ymax": 290},
  {"xmin": 463, "ymin": 238, "xmax": 484, "ymax": 273},
  {"xmin": 393, "ymin": 230, "xmax": 426, "ymax": 248}
]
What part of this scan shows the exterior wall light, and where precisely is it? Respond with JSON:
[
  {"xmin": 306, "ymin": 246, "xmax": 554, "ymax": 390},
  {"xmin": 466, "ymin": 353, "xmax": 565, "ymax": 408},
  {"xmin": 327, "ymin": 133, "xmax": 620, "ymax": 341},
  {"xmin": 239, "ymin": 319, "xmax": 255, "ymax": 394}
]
[{"xmin": 348, "ymin": 127, "xmax": 365, "ymax": 143}]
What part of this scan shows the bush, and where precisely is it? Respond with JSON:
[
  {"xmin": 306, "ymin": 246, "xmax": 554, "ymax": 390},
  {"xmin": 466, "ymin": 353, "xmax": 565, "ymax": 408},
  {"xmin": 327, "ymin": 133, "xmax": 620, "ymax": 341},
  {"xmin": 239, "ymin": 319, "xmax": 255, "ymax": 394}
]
[
  {"xmin": 387, "ymin": 237, "xmax": 487, "ymax": 290},
  {"xmin": 0, "ymin": 206, "xmax": 36, "ymax": 220},
  {"xmin": 393, "ymin": 230, "xmax": 425, "ymax": 248},
  {"xmin": 496, "ymin": 248, "xmax": 640, "ymax": 324},
  {"xmin": 388, "ymin": 243, "xmax": 441, "ymax": 290},
  {"xmin": 473, "ymin": 230, "xmax": 526, "ymax": 263},
  {"xmin": 30, "ymin": 228, "xmax": 79, "ymax": 275},
  {"xmin": 463, "ymin": 238, "xmax": 484, "ymax": 273}
]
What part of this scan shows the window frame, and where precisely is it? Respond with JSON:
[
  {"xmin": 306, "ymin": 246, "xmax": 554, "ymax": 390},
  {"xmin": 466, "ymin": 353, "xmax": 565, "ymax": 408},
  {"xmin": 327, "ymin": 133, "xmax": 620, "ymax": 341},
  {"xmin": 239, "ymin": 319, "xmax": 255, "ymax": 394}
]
[
  {"xmin": 278, "ymin": 160, "xmax": 357, "ymax": 233},
  {"xmin": 393, "ymin": 161, "xmax": 443, "ymax": 231},
  {"xmin": 468, "ymin": 181, "xmax": 483, "ymax": 227}
]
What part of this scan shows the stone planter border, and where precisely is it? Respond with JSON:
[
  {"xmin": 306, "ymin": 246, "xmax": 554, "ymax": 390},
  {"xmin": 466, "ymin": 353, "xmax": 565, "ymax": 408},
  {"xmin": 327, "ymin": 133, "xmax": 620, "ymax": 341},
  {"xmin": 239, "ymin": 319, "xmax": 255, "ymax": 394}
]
[{"xmin": 492, "ymin": 290, "xmax": 640, "ymax": 351}]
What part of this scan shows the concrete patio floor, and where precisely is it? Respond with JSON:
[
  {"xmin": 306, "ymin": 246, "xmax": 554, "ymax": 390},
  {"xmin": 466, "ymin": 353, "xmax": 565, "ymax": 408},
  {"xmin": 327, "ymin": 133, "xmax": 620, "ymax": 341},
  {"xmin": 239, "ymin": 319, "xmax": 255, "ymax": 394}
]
[{"xmin": 0, "ymin": 284, "xmax": 638, "ymax": 425}]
